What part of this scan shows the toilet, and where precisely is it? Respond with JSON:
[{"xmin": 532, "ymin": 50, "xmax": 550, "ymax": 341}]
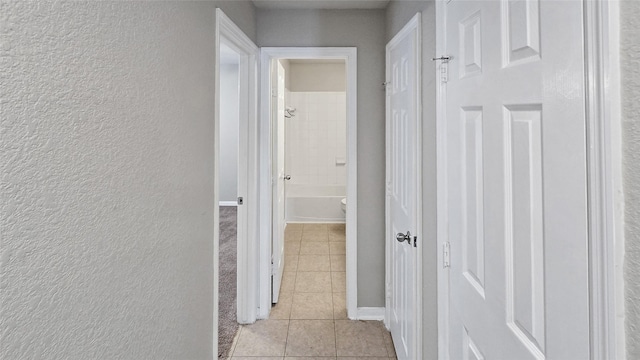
[{"xmin": 341, "ymin": 198, "xmax": 347, "ymax": 214}]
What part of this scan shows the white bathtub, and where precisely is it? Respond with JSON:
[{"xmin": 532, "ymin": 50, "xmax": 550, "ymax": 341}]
[{"xmin": 285, "ymin": 184, "xmax": 346, "ymax": 223}]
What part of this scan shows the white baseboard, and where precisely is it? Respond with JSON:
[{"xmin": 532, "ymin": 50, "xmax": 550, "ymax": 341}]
[
  {"xmin": 356, "ymin": 307, "xmax": 385, "ymax": 320},
  {"xmin": 219, "ymin": 201, "xmax": 238, "ymax": 206}
]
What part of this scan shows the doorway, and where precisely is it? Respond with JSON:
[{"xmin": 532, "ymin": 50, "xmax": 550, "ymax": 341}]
[
  {"xmin": 214, "ymin": 8, "xmax": 259, "ymax": 358},
  {"xmin": 259, "ymin": 47, "xmax": 358, "ymax": 319},
  {"xmin": 271, "ymin": 58, "xmax": 349, "ymax": 305},
  {"xmin": 217, "ymin": 42, "xmax": 241, "ymax": 357}
]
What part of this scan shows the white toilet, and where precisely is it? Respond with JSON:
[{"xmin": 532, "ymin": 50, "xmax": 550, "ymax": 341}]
[{"xmin": 340, "ymin": 198, "xmax": 347, "ymax": 214}]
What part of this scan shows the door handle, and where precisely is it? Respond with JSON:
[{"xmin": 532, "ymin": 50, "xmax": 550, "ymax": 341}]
[
  {"xmin": 284, "ymin": 175, "xmax": 291, "ymax": 180},
  {"xmin": 396, "ymin": 231, "xmax": 411, "ymax": 245}
]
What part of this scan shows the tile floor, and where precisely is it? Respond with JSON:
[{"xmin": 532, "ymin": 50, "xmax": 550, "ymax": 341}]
[{"xmin": 224, "ymin": 223, "xmax": 397, "ymax": 359}]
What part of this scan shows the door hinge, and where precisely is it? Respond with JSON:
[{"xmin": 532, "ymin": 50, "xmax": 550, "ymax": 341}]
[
  {"xmin": 271, "ymin": 88, "xmax": 277, "ymax": 97},
  {"xmin": 413, "ymin": 236, "xmax": 417, "ymax": 248},
  {"xmin": 271, "ymin": 260, "xmax": 276, "ymax": 275},
  {"xmin": 439, "ymin": 61, "xmax": 449, "ymax": 83},
  {"xmin": 443, "ymin": 242, "xmax": 450, "ymax": 268},
  {"xmin": 432, "ymin": 55, "xmax": 451, "ymax": 83},
  {"xmin": 237, "ymin": 197, "xmax": 244, "ymax": 205}
]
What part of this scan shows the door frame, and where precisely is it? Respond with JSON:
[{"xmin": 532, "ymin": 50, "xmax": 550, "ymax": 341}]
[
  {"xmin": 434, "ymin": 0, "xmax": 625, "ymax": 358},
  {"xmin": 258, "ymin": 47, "xmax": 358, "ymax": 319},
  {"xmin": 214, "ymin": 8, "xmax": 260, "ymax": 339},
  {"xmin": 384, "ymin": 13, "xmax": 423, "ymax": 360}
]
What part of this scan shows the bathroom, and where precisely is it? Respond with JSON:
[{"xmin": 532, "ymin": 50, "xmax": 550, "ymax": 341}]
[
  {"xmin": 263, "ymin": 57, "xmax": 355, "ymax": 352},
  {"xmin": 280, "ymin": 59, "xmax": 347, "ymax": 224}
]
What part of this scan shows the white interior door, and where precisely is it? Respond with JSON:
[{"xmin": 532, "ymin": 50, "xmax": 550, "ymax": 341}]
[
  {"xmin": 386, "ymin": 15, "xmax": 420, "ymax": 360},
  {"xmin": 236, "ymin": 48, "xmax": 248, "ymax": 312},
  {"xmin": 444, "ymin": 1, "xmax": 590, "ymax": 359},
  {"xmin": 271, "ymin": 60, "xmax": 286, "ymax": 303}
]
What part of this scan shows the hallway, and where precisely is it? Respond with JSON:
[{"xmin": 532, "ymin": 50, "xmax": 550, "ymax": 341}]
[{"xmin": 224, "ymin": 224, "xmax": 397, "ymax": 359}]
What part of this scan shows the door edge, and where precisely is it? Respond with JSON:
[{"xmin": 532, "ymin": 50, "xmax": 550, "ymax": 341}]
[{"xmin": 384, "ymin": 12, "xmax": 423, "ymax": 360}]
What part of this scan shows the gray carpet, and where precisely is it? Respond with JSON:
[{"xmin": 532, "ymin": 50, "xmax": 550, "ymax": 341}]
[{"xmin": 218, "ymin": 206, "xmax": 238, "ymax": 358}]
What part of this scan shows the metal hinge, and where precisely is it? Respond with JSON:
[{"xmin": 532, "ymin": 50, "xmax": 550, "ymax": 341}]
[
  {"xmin": 439, "ymin": 62, "xmax": 449, "ymax": 83},
  {"xmin": 432, "ymin": 56, "xmax": 451, "ymax": 83},
  {"xmin": 271, "ymin": 88, "xmax": 277, "ymax": 97},
  {"xmin": 413, "ymin": 236, "xmax": 418, "ymax": 248},
  {"xmin": 443, "ymin": 242, "xmax": 451, "ymax": 268}
]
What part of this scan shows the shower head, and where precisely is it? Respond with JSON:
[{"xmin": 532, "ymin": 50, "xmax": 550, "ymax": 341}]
[{"xmin": 285, "ymin": 106, "xmax": 296, "ymax": 118}]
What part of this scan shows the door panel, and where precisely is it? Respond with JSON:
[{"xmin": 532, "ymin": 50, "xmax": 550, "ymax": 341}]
[
  {"xmin": 387, "ymin": 16, "xmax": 420, "ymax": 360},
  {"xmin": 272, "ymin": 60, "xmax": 286, "ymax": 303},
  {"xmin": 445, "ymin": 1, "xmax": 590, "ymax": 359},
  {"xmin": 461, "ymin": 106, "xmax": 485, "ymax": 298}
]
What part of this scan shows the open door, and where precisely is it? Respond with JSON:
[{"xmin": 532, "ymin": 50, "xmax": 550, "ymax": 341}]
[
  {"xmin": 442, "ymin": 1, "xmax": 590, "ymax": 358},
  {"xmin": 386, "ymin": 14, "xmax": 421, "ymax": 360},
  {"xmin": 271, "ymin": 60, "xmax": 286, "ymax": 303}
]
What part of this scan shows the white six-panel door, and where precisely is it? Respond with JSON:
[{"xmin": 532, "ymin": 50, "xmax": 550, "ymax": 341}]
[
  {"xmin": 444, "ymin": 0, "xmax": 590, "ymax": 359},
  {"xmin": 386, "ymin": 14, "xmax": 421, "ymax": 360}
]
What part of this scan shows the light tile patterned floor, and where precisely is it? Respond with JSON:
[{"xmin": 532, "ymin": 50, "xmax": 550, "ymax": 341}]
[{"xmin": 225, "ymin": 223, "xmax": 397, "ymax": 359}]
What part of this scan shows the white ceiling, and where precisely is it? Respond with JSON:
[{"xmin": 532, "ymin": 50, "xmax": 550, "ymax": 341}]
[{"xmin": 253, "ymin": 0, "xmax": 391, "ymax": 10}]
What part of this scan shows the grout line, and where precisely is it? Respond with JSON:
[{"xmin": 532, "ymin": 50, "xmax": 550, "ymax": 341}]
[
  {"xmin": 325, "ymin": 224, "xmax": 339, "ymax": 358},
  {"xmin": 283, "ymin": 236, "xmax": 295, "ymax": 358},
  {"xmin": 334, "ymin": 312, "xmax": 339, "ymax": 357},
  {"xmin": 284, "ymin": 317, "xmax": 291, "ymax": 357},
  {"xmin": 228, "ymin": 325, "xmax": 241, "ymax": 357}
]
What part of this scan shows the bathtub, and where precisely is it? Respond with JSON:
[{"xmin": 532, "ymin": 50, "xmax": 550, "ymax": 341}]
[{"xmin": 285, "ymin": 184, "xmax": 346, "ymax": 223}]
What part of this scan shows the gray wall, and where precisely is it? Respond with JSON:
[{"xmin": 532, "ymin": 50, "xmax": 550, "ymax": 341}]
[
  {"xmin": 257, "ymin": 9, "xmax": 387, "ymax": 307},
  {"xmin": 0, "ymin": 2, "xmax": 217, "ymax": 358},
  {"xmin": 0, "ymin": 1, "xmax": 257, "ymax": 358},
  {"xmin": 622, "ymin": 0, "xmax": 640, "ymax": 357},
  {"xmin": 214, "ymin": 0, "xmax": 258, "ymax": 43},
  {"xmin": 220, "ymin": 64, "xmax": 240, "ymax": 203},
  {"xmin": 289, "ymin": 62, "xmax": 346, "ymax": 92},
  {"xmin": 386, "ymin": 1, "xmax": 438, "ymax": 359}
]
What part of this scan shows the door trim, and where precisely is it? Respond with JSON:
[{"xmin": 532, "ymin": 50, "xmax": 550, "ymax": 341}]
[
  {"xmin": 258, "ymin": 47, "xmax": 358, "ymax": 319},
  {"xmin": 384, "ymin": 13, "xmax": 423, "ymax": 360},
  {"xmin": 214, "ymin": 8, "xmax": 260, "ymax": 336},
  {"xmin": 434, "ymin": 1, "xmax": 625, "ymax": 358},
  {"xmin": 584, "ymin": 1, "xmax": 625, "ymax": 358},
  {"xmin": 435, "ymin": 1, "xmax": 450, "ymax": 358}
]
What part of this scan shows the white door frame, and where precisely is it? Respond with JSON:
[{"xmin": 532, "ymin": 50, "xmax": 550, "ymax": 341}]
[
  {"xmin": 434, "ymin": 1, "xmax": 625, "ymax": 358},
  {"xmin": 214, "ymin": 8, "xmax": 260, "ymax": 342},
  {"xmin": 258, "ymin": 47, "xmax": 358, "ymax": 319},
  {"xmin": 384, "ymin": 13, "xmax": 423, "ymax": 360},
  {"xmin": 583, "ymin": 1, "xmax": 625, "ymax": 358}
]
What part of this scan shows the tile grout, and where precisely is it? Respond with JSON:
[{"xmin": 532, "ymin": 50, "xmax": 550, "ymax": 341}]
[{"xmin": 232, "ymin": 223, "xmax": 395, "ymax": 359}]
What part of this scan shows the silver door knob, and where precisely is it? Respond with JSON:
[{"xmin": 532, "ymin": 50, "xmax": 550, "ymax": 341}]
[
  {"xmin": 396, "ymin": 231, "xmax": 411, "ymax": 244},
  {"xmin": 284, "ymin": 175, "xmax": 291, "ymax": 180}
]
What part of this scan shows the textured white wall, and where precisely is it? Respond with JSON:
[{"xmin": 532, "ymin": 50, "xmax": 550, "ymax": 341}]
[
  {"xmin": 0, "ymin": 2, "xmax": 223, "ymax": 358},
  {"xmin": 386, "ymin": 1, "xmax": 437, "ymax": 358},
  {"xmin": 220, "ymin": 64, "xmax": 240, "ymax": 203},
  {"xmin": 257, "ymin": 8, "xmax": 387, "ymax": 307},
  {"xmin": 622, "ymin": 0, "xmax": 640, "ymax": 357}
]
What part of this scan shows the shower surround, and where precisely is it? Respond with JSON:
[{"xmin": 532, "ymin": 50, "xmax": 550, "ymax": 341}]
[{"xmin": 285, "ymin": 90, "xmax": 347, "ymax": 223}]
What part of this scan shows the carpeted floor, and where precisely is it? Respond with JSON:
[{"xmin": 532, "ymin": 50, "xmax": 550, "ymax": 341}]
[{"xmin": 218, "ymin": 206, "xmax": 238, "ymax": 358}]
